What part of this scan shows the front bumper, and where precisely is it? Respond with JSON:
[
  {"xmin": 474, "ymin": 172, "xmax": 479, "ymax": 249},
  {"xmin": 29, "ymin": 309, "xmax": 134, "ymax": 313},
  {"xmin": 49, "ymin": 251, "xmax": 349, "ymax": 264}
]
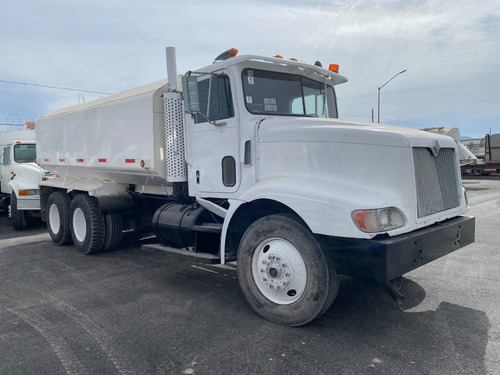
[
  {"xmin": 17, "ymin": 196, "xmax": 41, "ymax": 210},
  {"xmin": 321, "ymin": 216, "xmax": 475, "ymax": 281}
]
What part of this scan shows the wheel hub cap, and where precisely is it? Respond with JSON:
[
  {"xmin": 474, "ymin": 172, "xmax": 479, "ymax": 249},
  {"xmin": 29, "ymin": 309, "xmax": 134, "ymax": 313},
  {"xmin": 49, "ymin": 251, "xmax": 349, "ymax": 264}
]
[
  {"xmin": 260, "ymin": 254, "xmax": 291, "ymax": 290},
  {"xmin": 251, "ymin": 238, "xmax": 307, "ymax": 305}
]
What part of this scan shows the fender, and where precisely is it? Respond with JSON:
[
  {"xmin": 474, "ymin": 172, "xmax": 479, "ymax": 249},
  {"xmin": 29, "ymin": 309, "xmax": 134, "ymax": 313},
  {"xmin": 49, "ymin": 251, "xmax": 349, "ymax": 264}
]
[{"xmin": 217, "ymin": 175, "xmax": 410, "ymax": 263}]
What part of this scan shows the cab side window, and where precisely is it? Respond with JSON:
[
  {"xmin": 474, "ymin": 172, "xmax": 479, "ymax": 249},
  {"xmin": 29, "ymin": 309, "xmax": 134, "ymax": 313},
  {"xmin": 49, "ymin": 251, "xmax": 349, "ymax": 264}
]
[
  {"xmin": 195, "ymin": 75, "xmax": 234, "ymax": 124},
  {"xmin": 3, "ymin": 146, "xmax": 11, "ymax": 165}
]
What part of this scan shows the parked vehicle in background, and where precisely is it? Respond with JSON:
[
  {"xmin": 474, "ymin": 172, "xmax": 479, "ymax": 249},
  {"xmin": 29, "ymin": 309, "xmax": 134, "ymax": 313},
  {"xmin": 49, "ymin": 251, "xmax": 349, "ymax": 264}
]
[
  {"xmin": 35, "ymin": 47, "xmax": 475, "ymax": 326},
  {"xmin": 462, "ymin": 134, "xmax": 500, "ymax": 176},
  {"xmin": 0, "ymin": 124, "xmax": 45, "ymax": 229}
]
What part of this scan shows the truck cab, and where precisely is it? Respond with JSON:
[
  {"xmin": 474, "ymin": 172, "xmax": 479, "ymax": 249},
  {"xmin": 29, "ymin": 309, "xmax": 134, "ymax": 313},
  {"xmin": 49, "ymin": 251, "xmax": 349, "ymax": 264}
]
[
  {"xmin": 0, "ymin": 129, "xmax": 44, "ymax": 229},
  {"xmin": 183, "ymin": 55, "xmax": 343, "ymax": 198}
]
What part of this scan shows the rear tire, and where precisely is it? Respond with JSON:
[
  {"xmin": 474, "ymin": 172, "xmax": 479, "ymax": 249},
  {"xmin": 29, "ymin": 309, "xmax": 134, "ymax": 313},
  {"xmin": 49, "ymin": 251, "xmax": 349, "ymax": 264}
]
[
  {"xmin": 102, "ymin": 214, "xmax": 123, "ymax": 251},
  {"xmin": 47, "ymin": 191, "xmax": 72, "ymax": 245},
  {"xmin": 10, "ymin": 193, "xmax": 27, "ymax": 231},
  {"xmin": 237, "ymin": 214, "xmax": 338, "ymax": 326},
  {"xmin": 473, "ymin": 168, "xmax": 483, "ymax": 176},
  {"xmin": 69, "ymin": 194, "xmax": 105, "ymax": 254}
]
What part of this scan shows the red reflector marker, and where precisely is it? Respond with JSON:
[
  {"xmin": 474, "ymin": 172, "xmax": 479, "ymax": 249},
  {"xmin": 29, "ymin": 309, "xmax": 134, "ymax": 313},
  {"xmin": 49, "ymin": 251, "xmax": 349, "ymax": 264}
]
[
  {"xmin": 44, "ymin": 158, "xmax": 49, "ymax": 162},
  {"xmin": 125, "ymin": 159, "xmax": 135, "ymax": 163},
  {"xmin": 77, "ymin": 158, "xmax": 84, "ymax": 163},
  {"xmin": 59, "ymin": 159, "xmax": 65, "ymax": 162},
  {"xmin": 98, "ymin": 158, "xmax": 107, "ymax": 163}
]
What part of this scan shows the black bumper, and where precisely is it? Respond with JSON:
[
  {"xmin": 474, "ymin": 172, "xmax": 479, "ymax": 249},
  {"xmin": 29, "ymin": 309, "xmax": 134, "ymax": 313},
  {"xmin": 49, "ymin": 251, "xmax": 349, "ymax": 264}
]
[{"xmin": 321, "ymin": 216, "xmax": 475, "ymax": 281}]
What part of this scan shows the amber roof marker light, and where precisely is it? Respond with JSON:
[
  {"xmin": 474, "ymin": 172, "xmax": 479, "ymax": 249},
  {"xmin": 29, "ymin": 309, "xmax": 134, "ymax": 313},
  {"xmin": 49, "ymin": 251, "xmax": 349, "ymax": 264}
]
[
  {"xmin": 328, "ymin": 64, "xmax": 340, "ymax": 73},
  {"xmin": 214, "ymin": 48, "xmax": 239, "ymax": 62}
]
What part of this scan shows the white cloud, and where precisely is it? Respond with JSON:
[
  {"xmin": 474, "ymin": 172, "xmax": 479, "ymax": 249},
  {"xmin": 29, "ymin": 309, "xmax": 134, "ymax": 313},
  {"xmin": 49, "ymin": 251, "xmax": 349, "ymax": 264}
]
[{"xmin": 1, "ymin": 0, "xmax": 499, "ymax": 137}]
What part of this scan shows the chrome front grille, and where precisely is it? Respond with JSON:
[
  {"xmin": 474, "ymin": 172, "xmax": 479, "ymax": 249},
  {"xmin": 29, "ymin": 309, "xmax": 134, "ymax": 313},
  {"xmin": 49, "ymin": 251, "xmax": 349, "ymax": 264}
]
[{"xmin": 413, "ymin": 147, "xmax": 460, "ymax": 218}]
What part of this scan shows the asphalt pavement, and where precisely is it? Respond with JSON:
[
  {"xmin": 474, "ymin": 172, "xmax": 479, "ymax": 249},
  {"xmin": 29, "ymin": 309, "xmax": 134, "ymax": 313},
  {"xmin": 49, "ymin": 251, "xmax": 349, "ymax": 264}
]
[{"xmin": 0, "ymin": 177, "xmax": 499, "ymax": 374}]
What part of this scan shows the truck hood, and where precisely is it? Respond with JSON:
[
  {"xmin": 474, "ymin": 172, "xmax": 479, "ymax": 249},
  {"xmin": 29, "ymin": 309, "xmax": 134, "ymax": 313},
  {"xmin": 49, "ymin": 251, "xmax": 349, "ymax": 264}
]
[
  {"xmin": 12, "ymin": 162, "xmax": 46, "ymax": 178},
  {"xmin": 257, "ymin": 117, "xmax": 456, "ymax": 149}
]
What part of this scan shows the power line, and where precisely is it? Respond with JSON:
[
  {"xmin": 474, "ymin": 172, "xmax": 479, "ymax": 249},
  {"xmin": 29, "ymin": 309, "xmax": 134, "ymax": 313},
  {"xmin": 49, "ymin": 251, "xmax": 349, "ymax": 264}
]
[{"xmin": 0, "ymin": 79, "xmax": 113, "ymax": 95}]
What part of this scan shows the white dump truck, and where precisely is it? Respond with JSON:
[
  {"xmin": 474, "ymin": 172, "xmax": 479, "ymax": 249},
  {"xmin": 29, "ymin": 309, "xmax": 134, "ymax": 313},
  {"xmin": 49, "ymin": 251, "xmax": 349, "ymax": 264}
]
[
  {"xmin": 0, "ymin": 127, "xmax": 45, "ymax": 229},
  {"xmin": 36, "ymin": 48, "xmax": 475, "ymax": 326}
]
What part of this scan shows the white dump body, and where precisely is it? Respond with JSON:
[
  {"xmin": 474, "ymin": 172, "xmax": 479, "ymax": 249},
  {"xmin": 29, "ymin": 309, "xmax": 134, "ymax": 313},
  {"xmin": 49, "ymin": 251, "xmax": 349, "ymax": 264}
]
[{"xmin": 36, "ymin": 80, "xmax": 169, "ymax": 187}]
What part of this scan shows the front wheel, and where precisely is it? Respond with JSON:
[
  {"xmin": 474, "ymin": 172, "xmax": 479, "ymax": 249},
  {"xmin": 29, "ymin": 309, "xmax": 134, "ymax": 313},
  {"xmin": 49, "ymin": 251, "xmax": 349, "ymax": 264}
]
[
  {"xmin": 10, "ymin": 193, "xmax": 27, "ymax": 230},
  {"xmin": 237, "ymin": 214, "xmax": 338, "ymax": 326}
]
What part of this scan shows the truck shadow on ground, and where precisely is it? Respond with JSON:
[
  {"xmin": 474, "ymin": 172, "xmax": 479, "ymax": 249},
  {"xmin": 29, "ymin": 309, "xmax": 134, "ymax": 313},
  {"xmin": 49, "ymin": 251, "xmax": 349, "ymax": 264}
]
[{"xmin": 313, "ymin": 276, "xmax": 490, "ymax": 374}]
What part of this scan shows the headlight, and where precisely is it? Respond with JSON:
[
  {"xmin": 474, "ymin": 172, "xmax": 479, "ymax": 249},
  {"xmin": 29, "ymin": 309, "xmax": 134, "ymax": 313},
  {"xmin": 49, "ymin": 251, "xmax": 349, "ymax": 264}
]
[{"xmin": 352, "ymin": 207, "xmax": 405, "ymax": 233}]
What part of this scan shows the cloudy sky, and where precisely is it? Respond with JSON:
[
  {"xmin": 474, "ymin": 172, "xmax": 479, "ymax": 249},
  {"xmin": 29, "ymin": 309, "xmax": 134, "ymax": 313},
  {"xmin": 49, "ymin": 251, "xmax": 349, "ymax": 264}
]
[{"xmin": 1, "ymin": 0, "xmax": 499, "ymax": 138}]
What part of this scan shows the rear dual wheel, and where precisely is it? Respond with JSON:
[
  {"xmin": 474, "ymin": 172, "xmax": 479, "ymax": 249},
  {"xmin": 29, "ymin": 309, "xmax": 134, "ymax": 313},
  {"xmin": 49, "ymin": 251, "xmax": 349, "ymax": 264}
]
[
  {"xmin": 70, "ymin": 194, "xmax": 105, "ymax": 254},
  {"xmin": 237, "ymin": 214, "xmax": 339, "ymax": 326},
  {"xmin": 47, "ymin": 191, "xmax": 72, "ymax": 245},
  {"xmin": 46, "ymin": 192, "xmax": 123, "ymax": 254}
]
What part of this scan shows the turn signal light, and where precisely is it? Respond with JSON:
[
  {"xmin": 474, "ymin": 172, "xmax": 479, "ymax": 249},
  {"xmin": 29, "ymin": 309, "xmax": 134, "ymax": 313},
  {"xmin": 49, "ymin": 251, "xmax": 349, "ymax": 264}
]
[
  {"xmin": 274, "ymin": 55, "xmax": 283, "ymax": 59},
  {"xmin": 18, "ymin": 189, "xmax": 38, "ymax": 196}
]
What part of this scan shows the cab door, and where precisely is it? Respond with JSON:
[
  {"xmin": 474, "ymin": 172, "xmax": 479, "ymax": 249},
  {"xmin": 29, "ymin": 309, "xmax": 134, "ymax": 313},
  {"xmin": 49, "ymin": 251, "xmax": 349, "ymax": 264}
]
[
  {"xmin": 185, "ymin": 70, "xmax": 241, "ymax": 196},
  {"xmin": 0, "ymin": 146, "xmax": 13, "ymax": 194}
]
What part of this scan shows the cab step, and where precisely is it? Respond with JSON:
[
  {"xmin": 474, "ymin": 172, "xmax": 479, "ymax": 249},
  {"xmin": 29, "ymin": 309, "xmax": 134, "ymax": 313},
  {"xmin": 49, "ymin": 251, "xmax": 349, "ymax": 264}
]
[{"xmin": 142, "ymin": 243, "xmax": 220, "ymax": 264}]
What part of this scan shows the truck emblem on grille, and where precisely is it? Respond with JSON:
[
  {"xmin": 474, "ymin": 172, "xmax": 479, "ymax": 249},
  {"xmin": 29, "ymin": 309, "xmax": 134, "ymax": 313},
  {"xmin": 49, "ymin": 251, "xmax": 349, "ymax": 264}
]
[{"xmin": 430, "ymin": 139, "xmax": 441, "ymax": 157}]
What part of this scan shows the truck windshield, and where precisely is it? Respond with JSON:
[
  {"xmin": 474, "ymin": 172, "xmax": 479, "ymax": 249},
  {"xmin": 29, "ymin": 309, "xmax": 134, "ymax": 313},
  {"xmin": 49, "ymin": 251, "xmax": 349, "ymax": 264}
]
[
  {"xmin": 242, "ymin": 68, "xmax": 338, "ymax": 118},
  {"xmin": 14, "ymin": 144, "xmax": 36, "ymax": 163}
]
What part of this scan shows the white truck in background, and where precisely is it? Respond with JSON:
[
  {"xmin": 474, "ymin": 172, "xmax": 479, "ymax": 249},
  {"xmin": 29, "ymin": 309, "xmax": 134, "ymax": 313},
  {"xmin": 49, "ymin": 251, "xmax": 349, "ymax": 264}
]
[
  {"xmin": 462, "ymin": 133, "xmax": 500, "ymax": 176},
  {"xmin": 36, "ymin": 47, "xmax": 475, "ymax": 326},
  {"xmin": 0, "ymin": 126, "xmax": 45, "ymax": 229},
  {"xmin": 424, "ymin": 127, "xmax": 500, "ymax": 176},
  {"xmin": 422, "ymin": 127, "xmax": 478, "ymax": 165}
]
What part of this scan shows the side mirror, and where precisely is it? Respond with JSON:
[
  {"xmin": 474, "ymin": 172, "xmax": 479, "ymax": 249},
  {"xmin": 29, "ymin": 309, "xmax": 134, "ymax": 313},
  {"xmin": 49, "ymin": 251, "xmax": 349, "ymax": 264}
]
[{"xmin": 182, "ymin": 76, "xmax": 200, "ymax": 113}]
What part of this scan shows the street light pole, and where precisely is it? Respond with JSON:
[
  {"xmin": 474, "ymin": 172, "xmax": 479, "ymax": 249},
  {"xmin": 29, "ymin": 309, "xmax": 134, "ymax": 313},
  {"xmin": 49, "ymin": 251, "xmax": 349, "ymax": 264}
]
[{"xmin": 377, "ymin": 69, "xmax": 407, "ymax": 124}]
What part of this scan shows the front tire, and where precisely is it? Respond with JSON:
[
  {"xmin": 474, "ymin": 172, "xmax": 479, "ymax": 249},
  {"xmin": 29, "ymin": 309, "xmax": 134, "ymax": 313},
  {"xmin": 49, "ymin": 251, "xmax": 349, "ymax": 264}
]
[
  {"xmin": 10, "ymin": 193, "xmax": 27, "ymax": 230},
  {"xmin": 237, "ymin": 214, "xmax": 338, "ymax": 326},
  {"xmin": 69, "ymin": 194, "xmax": 105, "ymax": 254},
  {"xmin": 47, "ymin": 191, "xmax": 72, "ymax": 245}
]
